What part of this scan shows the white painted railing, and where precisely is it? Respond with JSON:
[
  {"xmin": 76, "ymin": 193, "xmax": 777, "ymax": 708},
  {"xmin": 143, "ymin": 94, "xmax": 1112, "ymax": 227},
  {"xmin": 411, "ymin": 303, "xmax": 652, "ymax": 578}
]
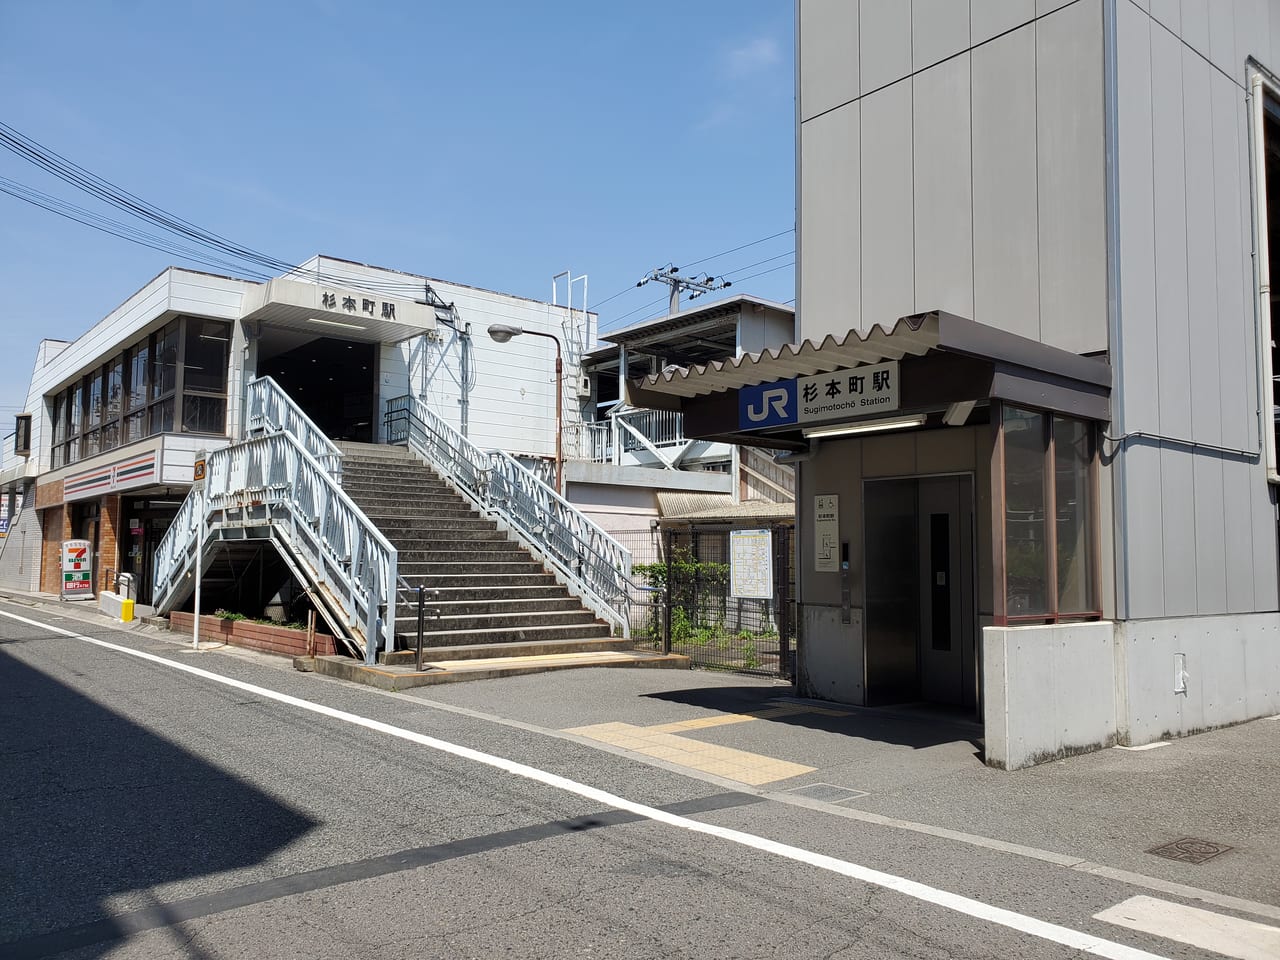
[
  {"xmin": 152, "ymin": 433, "xmax": 396, "ymax": 663},
  {"xmin": 564, "ymin": 409, "xmax": 706, "ymax": 469},
  {"xmin": 245, "ymin": 376, "xmax": 343, "ymax": 479},
  {"xmin": 385, "ymin": 395, "xmax": 633, "ymax": 636}
]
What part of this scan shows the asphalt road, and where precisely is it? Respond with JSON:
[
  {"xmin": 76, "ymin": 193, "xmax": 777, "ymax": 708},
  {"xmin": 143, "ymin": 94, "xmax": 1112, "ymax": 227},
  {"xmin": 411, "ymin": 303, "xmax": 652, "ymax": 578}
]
[{"xmin": 1, "ymin": 598, "xmax": 1275, "ymax": 960}]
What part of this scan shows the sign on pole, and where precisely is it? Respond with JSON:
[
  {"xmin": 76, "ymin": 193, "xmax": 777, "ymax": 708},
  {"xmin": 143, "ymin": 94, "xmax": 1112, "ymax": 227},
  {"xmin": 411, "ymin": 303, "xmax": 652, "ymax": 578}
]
[{"xmin": 61, "ymin": 539, "xmax": 94, "ymax": 599}]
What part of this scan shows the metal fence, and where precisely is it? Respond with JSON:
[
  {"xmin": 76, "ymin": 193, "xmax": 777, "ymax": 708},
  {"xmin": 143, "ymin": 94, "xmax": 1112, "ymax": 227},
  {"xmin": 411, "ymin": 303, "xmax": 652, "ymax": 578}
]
[{"xmin": 625, "ymin": 523, "xmax": 795, "ymax": 679}]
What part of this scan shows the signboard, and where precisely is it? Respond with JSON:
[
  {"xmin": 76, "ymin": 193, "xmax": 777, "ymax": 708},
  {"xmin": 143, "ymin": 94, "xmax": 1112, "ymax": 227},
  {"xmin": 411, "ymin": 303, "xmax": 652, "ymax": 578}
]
[
  {"xmin": 729, "ymin": 529, "xmax": 774, "ymax": 599},
  {"xmin": 739, "ymin": 361, "xmax": 899, "ymax": 431},
  {"xmin": 192, "ymin": 457, "xmax": 207, "ymax": 483},
  {"xmin": 814, "ymin": 496, "xmax": 839, "ymax": 572},
  {"xmin": 0, "ymin": 517, "xmax": 9, "ymax": 538},
  {"xmin": 61, "ymin": 539, "xmax": 93, "ymax": 598}
]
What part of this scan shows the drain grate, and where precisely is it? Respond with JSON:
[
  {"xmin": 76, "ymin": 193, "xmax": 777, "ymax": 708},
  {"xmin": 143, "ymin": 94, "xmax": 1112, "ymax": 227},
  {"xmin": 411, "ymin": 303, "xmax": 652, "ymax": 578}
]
[
  {"xmin": 783, "ymin": 782, "xmax": 870, "ymax": 804},
  {"xmin": 1147, "ymin": 837, "xmax": 1233, "ymax": 865}
]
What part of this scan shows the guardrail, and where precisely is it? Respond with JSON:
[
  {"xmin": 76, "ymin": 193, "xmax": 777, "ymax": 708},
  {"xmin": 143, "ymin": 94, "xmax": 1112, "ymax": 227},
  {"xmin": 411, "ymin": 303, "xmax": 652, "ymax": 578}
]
[
  {"xmin": 245, "ymin": 375, "xmax": 344, "ymax": 479},
  {"xmin": 152, "ymin": 431, "xmax": 396, "ymax": 663},
  {"xmin": 385, "ymin": 395, "xmax": 634, "ymax": 636}
]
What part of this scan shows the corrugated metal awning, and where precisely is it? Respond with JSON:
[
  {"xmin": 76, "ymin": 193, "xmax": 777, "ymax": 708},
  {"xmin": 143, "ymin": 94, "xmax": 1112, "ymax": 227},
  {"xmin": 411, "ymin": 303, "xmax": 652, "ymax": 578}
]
[{"xmin": 629, "ymin": 311, "xmax": 1109, "ymax": 401}]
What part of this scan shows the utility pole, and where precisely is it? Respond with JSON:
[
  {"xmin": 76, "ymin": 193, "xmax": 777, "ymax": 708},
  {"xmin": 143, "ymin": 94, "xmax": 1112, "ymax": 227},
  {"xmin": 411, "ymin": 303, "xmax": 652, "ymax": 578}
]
[{"xmin": 636, "ymin": 265, "xmax": 732, "ymax": 315}]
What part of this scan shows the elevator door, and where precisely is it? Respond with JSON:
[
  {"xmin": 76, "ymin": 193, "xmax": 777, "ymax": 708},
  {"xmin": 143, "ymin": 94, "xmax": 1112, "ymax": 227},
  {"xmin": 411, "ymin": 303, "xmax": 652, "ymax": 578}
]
[{"xmin": 917, "ymin": 476, "xmax": 974, "ymax": 706}]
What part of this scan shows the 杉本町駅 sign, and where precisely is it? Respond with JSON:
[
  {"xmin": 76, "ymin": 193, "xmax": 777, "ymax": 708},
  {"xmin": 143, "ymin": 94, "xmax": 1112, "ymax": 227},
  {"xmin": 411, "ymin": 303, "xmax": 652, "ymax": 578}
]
[{"xmin": 738, "ymin": 361, "xmax": 899, "ymax": 431}]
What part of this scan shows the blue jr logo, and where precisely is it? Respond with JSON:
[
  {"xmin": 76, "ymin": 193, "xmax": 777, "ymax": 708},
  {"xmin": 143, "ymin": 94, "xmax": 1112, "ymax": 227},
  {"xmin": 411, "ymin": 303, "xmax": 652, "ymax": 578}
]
[{"xmin": 739, "ymin": 380, "xmax": 797, "ymax": 429}]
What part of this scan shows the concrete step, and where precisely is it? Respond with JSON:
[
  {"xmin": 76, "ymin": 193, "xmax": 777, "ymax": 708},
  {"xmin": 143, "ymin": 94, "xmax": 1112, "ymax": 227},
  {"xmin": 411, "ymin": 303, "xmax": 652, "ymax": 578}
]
[
  {"xmin": 396, "ymin": 608, "xmax": 601, "ymax": 634},
  {"xmin": 404, "ymin": 596, "xmax": 584, "ymax": 617},
  {"xmin": 336, "ymin": 442, "xmax": 416, "ymax": 459},
  {"xmin": 305, "ymin": 648, "xmax": 691, "ymax": 690},
  {"xmin": 400, "ymin": 583, "xmax": 570, "ymax": 602},
  {"xmin": 398, "ymin": 569, "xmax": 557, "ymax": 587},
  {"xmin": 400, "ymin": 621, "xmax": 613, "ymax": 647},
  {"xmin": 381, "ymin": 637, "xmax": 634, "ymax": 665},
  {"xmin": 394, "ymin": 548, "xmax": 535, "ymax": 565},
  {"xmin": 358, "ymin": 518, "xmax": 500, "ymax": 534}
]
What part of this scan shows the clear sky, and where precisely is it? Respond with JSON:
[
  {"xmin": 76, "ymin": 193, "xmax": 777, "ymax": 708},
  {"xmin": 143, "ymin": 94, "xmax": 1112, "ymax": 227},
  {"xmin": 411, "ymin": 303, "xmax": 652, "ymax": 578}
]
[{"xmin": 0, "ymin": 1, "xmax": 795, "ymax": 431}]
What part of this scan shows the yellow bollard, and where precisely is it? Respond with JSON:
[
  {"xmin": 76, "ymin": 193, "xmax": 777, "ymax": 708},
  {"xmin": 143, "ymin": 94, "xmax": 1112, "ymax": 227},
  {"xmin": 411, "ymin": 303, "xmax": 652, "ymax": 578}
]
[{"xmin": 120, "ymin": 598, "xmax": 134, "ymax": 623}]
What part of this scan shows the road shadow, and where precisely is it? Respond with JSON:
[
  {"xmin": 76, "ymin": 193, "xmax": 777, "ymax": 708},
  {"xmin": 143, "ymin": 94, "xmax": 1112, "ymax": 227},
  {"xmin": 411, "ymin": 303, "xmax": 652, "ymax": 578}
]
[
  {"xmin": 643, "ymin": 683, "xmax": 984, "ymax": 752},
  {"xmin": 0, "ymin": 648, "xmax": 319, "ymax": 959}
]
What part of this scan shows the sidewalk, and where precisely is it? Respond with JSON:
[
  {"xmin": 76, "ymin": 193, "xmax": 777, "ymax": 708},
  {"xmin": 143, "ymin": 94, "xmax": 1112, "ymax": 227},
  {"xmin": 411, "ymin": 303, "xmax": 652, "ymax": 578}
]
[{"xmin": 405, "ymin": 664, "xmax": 1280, "ymax": 916}]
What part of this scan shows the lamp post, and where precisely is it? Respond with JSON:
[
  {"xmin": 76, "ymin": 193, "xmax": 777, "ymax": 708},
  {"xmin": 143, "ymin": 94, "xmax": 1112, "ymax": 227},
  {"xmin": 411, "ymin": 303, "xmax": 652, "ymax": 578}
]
[{"xmin": 487, "ymin": 324, "xmax": 563, "ymax": 494}]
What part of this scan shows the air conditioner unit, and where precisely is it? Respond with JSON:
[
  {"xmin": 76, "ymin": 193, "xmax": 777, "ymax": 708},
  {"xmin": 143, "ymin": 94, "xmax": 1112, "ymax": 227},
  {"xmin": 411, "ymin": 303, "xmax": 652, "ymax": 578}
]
[{"xmin": 574, "ymin": 375, "xmax": 592, "ymax": 399}]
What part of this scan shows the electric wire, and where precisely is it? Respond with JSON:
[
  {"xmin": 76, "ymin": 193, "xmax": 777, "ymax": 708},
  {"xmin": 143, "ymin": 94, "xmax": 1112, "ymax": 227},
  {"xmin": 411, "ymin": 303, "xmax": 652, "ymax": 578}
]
[
  {"xmin": 587, "ymin": 228, "xmax": 795, "ymax": 312},
  {"xmin": 0, "ymin": 121, "xmax": 434, "ymax": 297}
]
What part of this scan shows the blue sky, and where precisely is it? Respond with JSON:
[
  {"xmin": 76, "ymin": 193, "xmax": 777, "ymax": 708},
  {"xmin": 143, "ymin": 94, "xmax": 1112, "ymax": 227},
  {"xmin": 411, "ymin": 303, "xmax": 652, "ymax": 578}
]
[{"xmin": 0, "ymin": 1, "xmax": 795, "ymax": 427}]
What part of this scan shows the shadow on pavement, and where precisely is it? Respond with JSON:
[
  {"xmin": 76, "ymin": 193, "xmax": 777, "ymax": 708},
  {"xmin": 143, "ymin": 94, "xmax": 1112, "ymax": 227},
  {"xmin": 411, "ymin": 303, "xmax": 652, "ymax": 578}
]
[
  {"xmin": 0, "ymin": 648, "xmax": 319, "ymax": 959},
  {"xmin": 644, "ymin": 683, "xmax": 984, "ymax": 752}
]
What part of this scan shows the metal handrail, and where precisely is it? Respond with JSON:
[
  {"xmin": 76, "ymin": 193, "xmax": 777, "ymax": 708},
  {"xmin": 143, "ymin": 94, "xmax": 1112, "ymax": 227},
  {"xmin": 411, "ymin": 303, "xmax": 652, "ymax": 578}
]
[
  {"xmin": 151, "ymin": 432, "xmax": 397, "ymax": 663},
  {"xmin": 385, "ymin": 395, "xmax": 634, "ymax": 636},
  {"xmin": 245, "ymin": 375, "xmax": 344, "ymax": 479}
]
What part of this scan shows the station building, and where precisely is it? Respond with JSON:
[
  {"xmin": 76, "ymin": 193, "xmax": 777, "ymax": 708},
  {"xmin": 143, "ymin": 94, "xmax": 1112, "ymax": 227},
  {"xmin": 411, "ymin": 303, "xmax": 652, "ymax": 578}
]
[
  {"xmin": 0, "ymin": 256, "xmax": 592, "ymax": 605},
  {"xmin": 631, "ymin": 0, "xmax": 1280, "ymax": 766}
]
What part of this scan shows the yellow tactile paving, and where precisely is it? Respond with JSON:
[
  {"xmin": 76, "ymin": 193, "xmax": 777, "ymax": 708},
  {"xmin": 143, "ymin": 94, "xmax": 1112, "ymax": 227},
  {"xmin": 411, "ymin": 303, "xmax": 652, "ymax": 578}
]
[{"xmin": 565, "ymin": 720, "xmax": 815, "ymax": 786}]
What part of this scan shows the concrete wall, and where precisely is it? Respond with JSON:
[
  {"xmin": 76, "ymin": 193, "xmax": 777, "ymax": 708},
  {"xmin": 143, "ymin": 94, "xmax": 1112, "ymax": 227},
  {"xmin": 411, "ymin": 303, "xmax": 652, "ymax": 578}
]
[
  {"xmin": 797, "ymin": 0, "xmax": 1108, "ymax": 353},
  {"xmin": 985, "ymin": 612, "xmax": 1280, "ymax": 769},
  {"xmin": 984, "ymin": 622, "xmax": 1119, "ymax": 770},
  {"xmin": 1111, "ymin": 1, "xmax": 1280, "ymax": 620},
  {"xmin": 1116, "ymin": 612, "xmax": 1280, "ymax": 744}
]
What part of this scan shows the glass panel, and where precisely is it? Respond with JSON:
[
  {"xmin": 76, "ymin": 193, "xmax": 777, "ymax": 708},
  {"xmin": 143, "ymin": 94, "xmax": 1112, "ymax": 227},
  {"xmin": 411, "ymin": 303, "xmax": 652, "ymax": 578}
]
[
  {"xmin": 127, "ymin": 342, "xmax": 149, "ymax": 411},
  {"xmin": 182, "ymin": 395, "xmax": 226, "ymax": 434},
  {"xmin": 83, "ymin": 428, "xmax": 100, "ymax": 459},
  {"xmin": 152, "ymin": 322, "xmax": 179, "ymax": 400},
  {"xmin": 149, "ymin": 398, "xmax": 174, "ymax": 435},
  {"xmin": 1003, "ymin": 406, "xmax": 1048, "ymax": 617},
  {"xmin": 183, "ymin": 318, "xmax": 230, "ymax": 393},
  {"xmin": 105, "ymin": 357, "xmax": 123, "ymax": 422},
  {"xmin": 67, "ymin": 435, "xmax": 79, "ymax": 464},
  {"xmin": 51, "ymin": 393, "xmax": 65, "ymax": 446},
  {"xmin": 124, "ymin": 411, "xmax": 146, "ymax": 444},
  {"xmin": 68, "ymin": 383, "xmax": 83, "ymax": 437},
  {"xmin": 1054, "ymin": 417, "xmax": 1095, "ymax": 613},
  {"xmin": 86, "ymin": 370, "xmax": 103, "ymax": 428},
  {"xmin": 101, "ymin": 419, "xmax": 119, "ymax": 453}
]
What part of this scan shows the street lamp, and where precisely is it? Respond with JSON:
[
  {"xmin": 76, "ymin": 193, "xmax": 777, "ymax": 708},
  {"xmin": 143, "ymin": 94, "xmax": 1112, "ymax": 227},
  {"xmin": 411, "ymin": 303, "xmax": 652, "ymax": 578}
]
[{"xmin": 487, "ymin": 324, "xmax": 563, "ymax": 494}]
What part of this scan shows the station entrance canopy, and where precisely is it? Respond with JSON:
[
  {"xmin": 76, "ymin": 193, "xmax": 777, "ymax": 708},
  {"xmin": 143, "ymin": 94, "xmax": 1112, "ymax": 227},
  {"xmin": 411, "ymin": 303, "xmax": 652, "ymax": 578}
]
[
  {"xmin": 625, "ymin": 311, "xmax": 1111, "ymax": 447},
  {"xmin": 240, "ymin": 277, "xmax": 437, "ymax": 344}
]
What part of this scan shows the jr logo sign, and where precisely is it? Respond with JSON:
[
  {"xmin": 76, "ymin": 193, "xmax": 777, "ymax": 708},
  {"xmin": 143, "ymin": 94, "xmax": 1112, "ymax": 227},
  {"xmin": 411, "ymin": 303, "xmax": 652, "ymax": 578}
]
[{"xmin": 739, "ymin": 380, "xmax": 798, "ymax": 429}]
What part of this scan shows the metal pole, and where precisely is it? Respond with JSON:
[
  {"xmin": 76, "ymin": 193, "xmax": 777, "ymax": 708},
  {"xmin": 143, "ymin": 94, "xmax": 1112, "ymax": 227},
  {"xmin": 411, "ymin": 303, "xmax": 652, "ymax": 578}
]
[
  {"xmin": 192, "ymin": 501, "xmax": 203, "ymax": 650},
  {"xmin": 662, "ymin": 527, "xmax": 673, "ymax": 656},
  {"xmin": 554, "ymin": 343, "xmax": 563, "ymax": 495},
  {"xmin": 415, "ymin": 585, "xmax": 426, "ymax": 672}
]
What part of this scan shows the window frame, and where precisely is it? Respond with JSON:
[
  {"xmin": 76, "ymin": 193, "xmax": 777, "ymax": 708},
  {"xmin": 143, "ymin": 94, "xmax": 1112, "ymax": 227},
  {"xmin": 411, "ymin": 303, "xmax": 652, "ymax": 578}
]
[{"xmin": 993, "ymin": 400, "xmax": 1102, "ymax": 626}]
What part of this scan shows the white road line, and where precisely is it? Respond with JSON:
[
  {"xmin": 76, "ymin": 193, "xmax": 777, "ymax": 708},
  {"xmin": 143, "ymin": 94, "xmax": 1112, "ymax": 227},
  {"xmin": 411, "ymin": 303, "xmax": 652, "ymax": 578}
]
[
  {"xmin": 2, "ymin": 608, "xmax": 1171, "ymax": 960},
  {"xmin": 1114, "ymin": 742, "xmax": 1171, "ymax": 751},
  {"xmin": 1095, "ymin": 896, "xmax": 1280, "ymax": 960}
]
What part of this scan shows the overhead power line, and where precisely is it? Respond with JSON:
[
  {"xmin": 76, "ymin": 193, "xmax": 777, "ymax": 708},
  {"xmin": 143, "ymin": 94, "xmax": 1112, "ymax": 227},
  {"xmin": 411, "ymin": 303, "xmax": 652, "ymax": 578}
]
[
  {"xmin": 587, "ymin": 227, "xmax": 794, "ymax": 312},
  {"xmin": 0, "ymin": 121, "xmax": 435, "ymax": 298}
]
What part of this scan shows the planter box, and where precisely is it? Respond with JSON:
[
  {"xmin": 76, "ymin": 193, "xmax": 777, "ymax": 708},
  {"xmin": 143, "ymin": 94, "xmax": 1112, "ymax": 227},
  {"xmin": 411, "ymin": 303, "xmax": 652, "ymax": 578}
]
[{"xmin": 169, "ymin": 612, "xmax": 337, "ymax": 658}]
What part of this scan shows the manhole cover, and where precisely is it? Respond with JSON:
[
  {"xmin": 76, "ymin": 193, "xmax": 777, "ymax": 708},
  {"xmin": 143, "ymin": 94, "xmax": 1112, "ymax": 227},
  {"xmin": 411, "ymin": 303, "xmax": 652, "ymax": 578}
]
[
  {"xmin": 784, "ymin": 782, "xmax": 870, "ymax": 804},
  {"xmin": 1147, "ymin": 837, "xmax": 1233, "ymax": 865}
]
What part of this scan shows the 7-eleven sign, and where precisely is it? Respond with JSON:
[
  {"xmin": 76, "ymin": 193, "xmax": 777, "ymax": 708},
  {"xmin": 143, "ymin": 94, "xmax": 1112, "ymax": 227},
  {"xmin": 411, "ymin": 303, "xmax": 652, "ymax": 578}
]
[{"xmin": 61, "ymin": 539, "xmax": 93, "ymax": 598}]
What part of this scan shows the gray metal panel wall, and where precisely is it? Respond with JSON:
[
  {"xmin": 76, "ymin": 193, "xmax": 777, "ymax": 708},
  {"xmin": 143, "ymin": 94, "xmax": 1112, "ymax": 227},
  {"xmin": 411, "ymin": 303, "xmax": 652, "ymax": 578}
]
[
  {"xmin": 1112, "ymin": 0, "xmax": 1280, "ymax": 618},
  {"xmin": 1036, "ymin": 0, "xmax": 1108, "ymax": 354},
  {"xmin": 796, "ymin": 0, "xmax": 1109, "ymax": 350}
]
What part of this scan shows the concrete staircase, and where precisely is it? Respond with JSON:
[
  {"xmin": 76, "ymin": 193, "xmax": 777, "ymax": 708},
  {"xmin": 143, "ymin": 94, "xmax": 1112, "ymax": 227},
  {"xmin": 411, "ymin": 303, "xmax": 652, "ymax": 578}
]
[{"xmin": 333, "ymin": 442, "xmax": 685, "ymax": 683}]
